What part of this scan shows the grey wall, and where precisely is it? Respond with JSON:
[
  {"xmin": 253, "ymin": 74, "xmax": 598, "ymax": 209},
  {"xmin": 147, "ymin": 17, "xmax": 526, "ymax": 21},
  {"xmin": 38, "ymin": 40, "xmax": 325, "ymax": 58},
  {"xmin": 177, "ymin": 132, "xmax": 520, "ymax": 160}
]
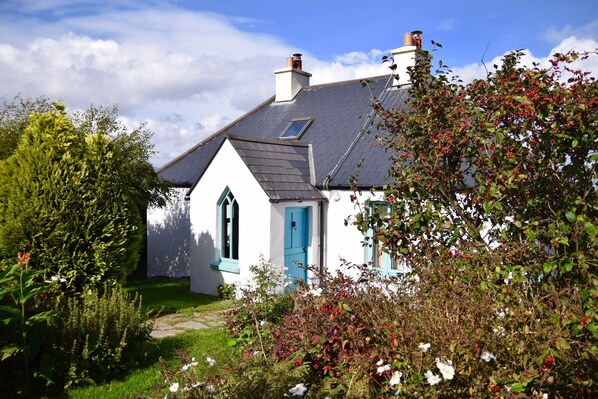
[{"xmin": 147, "ymin": 187, "xmax": 190, "ymax": 277}]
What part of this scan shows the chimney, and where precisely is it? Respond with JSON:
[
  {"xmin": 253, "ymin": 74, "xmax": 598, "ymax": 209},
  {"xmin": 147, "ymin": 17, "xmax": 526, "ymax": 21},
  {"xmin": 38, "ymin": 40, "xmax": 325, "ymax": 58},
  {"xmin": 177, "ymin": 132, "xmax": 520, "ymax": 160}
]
[
  {"xmin": 390, "ymin": 30, "xmax": 423, "ymax": 87},
  {"xmin": 274, "ymin": 53, "xmax": 312, "ymax": 102}
]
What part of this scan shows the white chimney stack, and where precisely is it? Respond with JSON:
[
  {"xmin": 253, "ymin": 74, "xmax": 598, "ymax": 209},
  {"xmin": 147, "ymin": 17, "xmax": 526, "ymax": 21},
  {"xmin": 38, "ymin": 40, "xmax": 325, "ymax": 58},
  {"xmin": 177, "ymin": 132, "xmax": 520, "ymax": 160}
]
[
  {"xmin": 274, "ymin": 53, "xmax": 311, "ymax": 102},
  {"xmin": 390, "ymin": 30, "xmax": 423, "ymax": 87}
]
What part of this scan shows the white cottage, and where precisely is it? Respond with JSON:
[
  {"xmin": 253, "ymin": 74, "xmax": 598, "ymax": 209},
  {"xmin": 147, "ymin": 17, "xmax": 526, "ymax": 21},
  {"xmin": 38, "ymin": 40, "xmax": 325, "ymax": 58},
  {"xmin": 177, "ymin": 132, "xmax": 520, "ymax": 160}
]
[{"xmin": 147, "ymin": 32, "xmax": 423, "ymax": 295}]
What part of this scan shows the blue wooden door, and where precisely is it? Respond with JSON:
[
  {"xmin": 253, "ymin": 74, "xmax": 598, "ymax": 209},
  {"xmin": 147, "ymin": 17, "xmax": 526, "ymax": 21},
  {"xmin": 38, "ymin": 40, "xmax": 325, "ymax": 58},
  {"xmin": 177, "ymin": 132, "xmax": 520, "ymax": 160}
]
[{"xmin": 284, "ymin": 207, "xmax": 308, "ymax": 285}]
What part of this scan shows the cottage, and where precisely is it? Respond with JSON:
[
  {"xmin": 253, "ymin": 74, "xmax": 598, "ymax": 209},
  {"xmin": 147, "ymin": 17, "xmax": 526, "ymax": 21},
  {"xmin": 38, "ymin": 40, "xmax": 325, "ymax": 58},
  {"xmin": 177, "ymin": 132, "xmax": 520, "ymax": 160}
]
[{"xmin": 147, "ymin": 32, "xmax": 423, "ymax": 295}]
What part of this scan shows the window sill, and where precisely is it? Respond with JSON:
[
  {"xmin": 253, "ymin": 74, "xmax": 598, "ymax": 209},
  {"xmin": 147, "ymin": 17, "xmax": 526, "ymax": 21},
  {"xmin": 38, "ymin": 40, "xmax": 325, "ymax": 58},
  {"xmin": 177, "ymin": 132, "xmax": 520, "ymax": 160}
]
[{"xmin": 211, "ymin": 259, "xmax": 240, "ymax": 274}]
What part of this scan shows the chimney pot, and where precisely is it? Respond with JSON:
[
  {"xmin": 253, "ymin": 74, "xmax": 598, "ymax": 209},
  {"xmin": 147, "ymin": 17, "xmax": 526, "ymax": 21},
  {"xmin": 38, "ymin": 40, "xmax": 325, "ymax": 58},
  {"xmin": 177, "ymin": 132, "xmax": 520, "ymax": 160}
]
[
  {"xmin": 292, "ymin": 53, "xmax": 303, "ymax": 70},
  {"xmin": 411, "ymin": 30, "xmax": 423, "ymax": 49},
  {"xmin": 403, "ymin": 32, "xmax": 414, "ymax": 46},
  {"xmin": 286, "ymin": 57, "xmax": 293, "ymax": 68}
]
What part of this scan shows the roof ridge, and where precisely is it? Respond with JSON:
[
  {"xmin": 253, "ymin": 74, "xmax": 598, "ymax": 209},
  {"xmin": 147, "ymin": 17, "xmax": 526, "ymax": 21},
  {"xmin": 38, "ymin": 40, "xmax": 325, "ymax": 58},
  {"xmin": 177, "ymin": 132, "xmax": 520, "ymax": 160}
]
[
  {"xmin": 156, "ymin": 95, "xmax": 275, "ymax": 174},
  {"xmin": 305, "ymin": 74, "xmax": 392, "ymax": 90}
]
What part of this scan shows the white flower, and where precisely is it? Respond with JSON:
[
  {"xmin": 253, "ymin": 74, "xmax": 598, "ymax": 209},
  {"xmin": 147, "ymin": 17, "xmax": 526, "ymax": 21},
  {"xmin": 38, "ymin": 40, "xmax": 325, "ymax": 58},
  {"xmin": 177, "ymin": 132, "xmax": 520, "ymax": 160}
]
[
  {"xmin": 497, "ymin": 307, "xmax": 509, "ymax": 318},
  {"xmin": 260, "ymin": 320, "xmax": 267, "ymax": 326},
  {"xmin": 289, "ymin": 383, "xmax": 308, "ymax": 396},
  {"xmin": 191, "ymin": 382, "xmax": 205, "ymax": 389},
  {"xmin": 436, "ymin": 358, "xmax": 455, "ymax": 380},
  {"xmin": 180, "ymin": 359, "xmax": 198, "ymax": 371},
  {"xmin": 206, "ymin": 357, "xmax": 216, "ymax": 367},
  {"xmin": 206, "ymin": 384, "xmax": 216, "ymax": 393},
  {"xmin": 389, "ymin": 371, "xmax": 402, "ymax": 386},
  {"xmin": 376, "ymin": 358, "xmax": 384, "ymax": 366},
  {"xmin": 493, "ymin": 326, "xmax": 506, "ymax": 337},
  {"xmin": 542, "ymin": 394, "xmax": 548, "ymax": 399},
  {"xmin": 425, "ymin": 370, "xmax": 441, "ymax": 385},
  {"xmin": 169, "ymin": 382, "xmax": 179, "ymax": 392},
  {"xmin": 307, "ymin": 287, "xmax": 322, "ymax": 297},
  {"xmin": 376, "ymin": 364, "xmax": 391, "ymax": 375},
  {"xmin": 481, "ymin": 351, "xmax": 496, "ymax": 362},
  {"xmin": 394, "ymin": 388, "xmax": 402, "ymax": 396},
  {"xmin": 47, "ymin": 275, "xmax": 67, "ymax": 283},
  {"xmin": 418, "ymin": 342, "xmax": 431, "ymax": 352},
  {"xmin": 504, "ymin": 271, "xmax": 513, "ymax": 285}
]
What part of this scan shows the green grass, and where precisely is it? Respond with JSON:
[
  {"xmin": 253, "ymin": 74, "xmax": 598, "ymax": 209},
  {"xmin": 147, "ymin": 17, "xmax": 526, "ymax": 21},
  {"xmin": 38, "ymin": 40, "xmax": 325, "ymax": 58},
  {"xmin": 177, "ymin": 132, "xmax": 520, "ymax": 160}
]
[
  {"xmin": 45, "ymin": 278, "xmax": 234, "ymax": 399},
  {"xmin": 50, "ymin": 328, "xmax": 233, "ymax": 399},
  {"xmin": 123, "ymin": 277, "xmax": 232, "ymax": 315}
]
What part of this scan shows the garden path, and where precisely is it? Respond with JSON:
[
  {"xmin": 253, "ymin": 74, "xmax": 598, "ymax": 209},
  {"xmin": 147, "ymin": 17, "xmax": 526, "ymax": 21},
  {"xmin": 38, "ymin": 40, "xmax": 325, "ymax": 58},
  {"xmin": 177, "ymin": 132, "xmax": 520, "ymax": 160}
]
[{"xmin": 150, "ymin": 310, "xmax": 225, "ymax": 338}]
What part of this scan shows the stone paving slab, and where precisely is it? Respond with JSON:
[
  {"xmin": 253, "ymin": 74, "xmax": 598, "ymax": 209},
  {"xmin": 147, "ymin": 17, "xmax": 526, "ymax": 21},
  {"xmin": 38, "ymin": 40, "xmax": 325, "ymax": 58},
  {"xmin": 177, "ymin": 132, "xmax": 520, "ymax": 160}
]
[{"xmin": 150, "ymin": 311, "xmax": 225, "ymax": 339}]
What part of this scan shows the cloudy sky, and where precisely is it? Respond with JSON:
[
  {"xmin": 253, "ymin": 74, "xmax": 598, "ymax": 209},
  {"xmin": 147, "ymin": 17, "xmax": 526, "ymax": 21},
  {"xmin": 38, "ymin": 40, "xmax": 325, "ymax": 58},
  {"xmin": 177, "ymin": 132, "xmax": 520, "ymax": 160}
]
[{"xmin": 1, "ymin": 0, "xmax": 597, "ymax": 167}]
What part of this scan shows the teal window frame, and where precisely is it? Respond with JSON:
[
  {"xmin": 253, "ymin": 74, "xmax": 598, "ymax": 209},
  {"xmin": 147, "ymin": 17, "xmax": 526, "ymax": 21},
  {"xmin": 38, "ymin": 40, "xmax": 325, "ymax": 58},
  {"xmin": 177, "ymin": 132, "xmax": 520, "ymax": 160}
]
[
  {"xmin": 211, "ymin": 188, "xmax": 240, "ymax": 274},
  {"xmin": 365, "ymin": 201, "xmax": 403, "ymax": 277}
]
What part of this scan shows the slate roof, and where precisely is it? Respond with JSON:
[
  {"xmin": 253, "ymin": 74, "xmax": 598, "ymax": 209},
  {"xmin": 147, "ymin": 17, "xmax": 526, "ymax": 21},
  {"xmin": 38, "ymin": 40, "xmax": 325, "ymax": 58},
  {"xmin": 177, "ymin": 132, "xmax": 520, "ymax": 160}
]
[
  {"xmin": 225, "ymin": 135, "xmax": 325, "ymax": 202},
  {"xmin": 158, "ymin": 74, "xmax": 409, "ymax": 191}
]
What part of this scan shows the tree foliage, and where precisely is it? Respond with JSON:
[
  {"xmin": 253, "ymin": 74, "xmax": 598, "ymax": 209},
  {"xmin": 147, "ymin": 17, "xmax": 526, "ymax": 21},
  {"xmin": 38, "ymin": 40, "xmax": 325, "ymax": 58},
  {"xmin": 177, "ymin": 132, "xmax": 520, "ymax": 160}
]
[
  {"xmin": 0, "ymin": 104, "xmax": 145, "ymax": 290},
  {"xmin": 0, "ymin": 95, "xmax": 54, "ymax": 160},
  {"xmin": 350, "ymin": 48, "xmax": 598, "ymax": 396}
]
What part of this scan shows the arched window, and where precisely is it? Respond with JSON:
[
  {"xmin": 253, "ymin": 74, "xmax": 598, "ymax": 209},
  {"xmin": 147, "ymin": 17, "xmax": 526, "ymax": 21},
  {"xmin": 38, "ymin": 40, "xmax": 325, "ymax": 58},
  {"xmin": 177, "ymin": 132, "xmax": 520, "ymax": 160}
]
[
  {"xmin": 220, "ymin": 189, "xmax": 239, "ymax": 260},
  {"xmin": 211, "ymin": 188, "xmax": 240, "ymax": 273}
]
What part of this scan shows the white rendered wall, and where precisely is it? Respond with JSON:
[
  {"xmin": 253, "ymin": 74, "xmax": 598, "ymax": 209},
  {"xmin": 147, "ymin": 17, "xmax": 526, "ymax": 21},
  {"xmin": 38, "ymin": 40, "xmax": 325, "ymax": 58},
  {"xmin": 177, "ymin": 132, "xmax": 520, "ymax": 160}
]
[
  {"xmin": 188, "ymin": 140, "xmax": 272, "ymax": 295},
  {"xmin": 146, "ymin": 187, "xmax": 190, "ymax": 277},
  {"xmin": 322, "ymin": 189, "xmax": 383, "ymax": 274}
]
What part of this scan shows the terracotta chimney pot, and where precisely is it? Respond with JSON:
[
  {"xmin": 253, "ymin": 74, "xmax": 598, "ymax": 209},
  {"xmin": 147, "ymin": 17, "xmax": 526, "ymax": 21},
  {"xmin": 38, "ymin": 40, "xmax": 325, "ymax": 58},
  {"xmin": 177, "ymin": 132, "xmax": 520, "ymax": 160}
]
[
  {"xmin": 292, "ymin": 53, "xmax": 303, "ymax": 70},
  {"xmin": 403, "ymin": 32, "xmax": 414, "ymax": 46}
]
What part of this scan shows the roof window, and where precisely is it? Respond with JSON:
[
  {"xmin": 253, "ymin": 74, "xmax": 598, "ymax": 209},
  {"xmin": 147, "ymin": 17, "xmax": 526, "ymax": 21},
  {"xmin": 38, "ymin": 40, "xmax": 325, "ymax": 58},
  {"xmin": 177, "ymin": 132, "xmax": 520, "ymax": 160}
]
[{"xmin": 279, "ymin": 118, "xmax": 312, "ymax": 140}]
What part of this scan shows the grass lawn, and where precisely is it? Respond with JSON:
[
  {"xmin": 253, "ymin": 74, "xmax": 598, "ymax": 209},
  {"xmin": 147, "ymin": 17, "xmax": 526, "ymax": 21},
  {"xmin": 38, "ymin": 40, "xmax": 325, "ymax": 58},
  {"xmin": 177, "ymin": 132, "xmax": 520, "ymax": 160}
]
[
  {"xmin": 123, "ymin": 277, "xmax": 232, "ymax": 315},
  {"xmin": 48, "ymin": 278, "xmax": 234, "ymax": 399}
]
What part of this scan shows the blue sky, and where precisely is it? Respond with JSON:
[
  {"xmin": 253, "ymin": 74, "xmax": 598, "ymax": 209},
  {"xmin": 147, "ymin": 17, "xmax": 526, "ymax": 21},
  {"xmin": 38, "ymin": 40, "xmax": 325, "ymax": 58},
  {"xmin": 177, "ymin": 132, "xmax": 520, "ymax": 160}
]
[{"xmin": 1, "ymin": 0, "xmax": 597, "ymax": 166}]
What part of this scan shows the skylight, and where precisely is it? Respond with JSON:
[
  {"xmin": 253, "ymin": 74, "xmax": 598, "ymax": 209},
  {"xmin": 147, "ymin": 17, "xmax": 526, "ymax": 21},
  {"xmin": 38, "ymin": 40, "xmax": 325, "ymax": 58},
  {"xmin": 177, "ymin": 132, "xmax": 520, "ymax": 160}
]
[{"xmin": 279, "ymin": 118, "xmax": 312, "ymax": 140}]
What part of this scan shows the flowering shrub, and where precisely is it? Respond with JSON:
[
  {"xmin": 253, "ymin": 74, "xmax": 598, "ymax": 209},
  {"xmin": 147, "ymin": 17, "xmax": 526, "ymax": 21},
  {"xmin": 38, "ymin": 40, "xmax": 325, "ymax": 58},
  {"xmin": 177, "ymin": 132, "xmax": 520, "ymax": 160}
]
[{"xmin": 350, "ymin": 47, "xmax": 597, "ymax": 396}]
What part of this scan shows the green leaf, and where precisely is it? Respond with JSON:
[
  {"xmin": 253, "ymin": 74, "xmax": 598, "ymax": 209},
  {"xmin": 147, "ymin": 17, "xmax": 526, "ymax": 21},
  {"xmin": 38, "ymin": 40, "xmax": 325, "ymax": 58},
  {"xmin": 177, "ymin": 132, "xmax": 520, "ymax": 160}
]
[
  {"xmin": 514, "ymin": 96, "xmax": 533, "ymax": 106},
  {"xmin": 526, "ymin": 229, "xmax": 536, "ymax": 242},
  {"xmin": 561, "ymin": 261, "xmax": 573, "ymax": 273},
  {"xmin": 543, "ymin": 262, "xmax": 556, "ymax": 274},
  {"xmin": 565, "ymin": 212, "xmax": 575, "ymax": 222},
  {"xmin": 557, "ymin": 337, "xmax": 570, "ymax": 350},
  {"xmin": 0, "ymin": 344, "xmax": 21, "ymax": 361},
  {"xmin": 557, "ymin": 237, "xmax": 569, "ymax": 246},
  {"xmin": 27, "ymin": 310, "xmax": 58, "ymax": 326},
  {"xmin": 509, "ymin": 383, "xmax": 524, "ymax": 393},
  {"xmin": 0, "ymin": 305, "xmax": 22, "ymax": 322},
  {"xmin": 585, "ymin": 222, "xmax": 597, "ymax": 238}
]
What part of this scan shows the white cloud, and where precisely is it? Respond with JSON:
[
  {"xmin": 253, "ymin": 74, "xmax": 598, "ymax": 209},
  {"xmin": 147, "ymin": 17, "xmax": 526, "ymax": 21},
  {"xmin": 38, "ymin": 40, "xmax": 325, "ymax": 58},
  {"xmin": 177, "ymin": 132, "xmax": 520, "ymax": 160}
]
[
  {"xmin": 543, "ymin": 19, "xmax": 598, "ymax": 43},
  {"xmin": 450, "ymin": 36, "xmax": 598, "ymax": 84}
]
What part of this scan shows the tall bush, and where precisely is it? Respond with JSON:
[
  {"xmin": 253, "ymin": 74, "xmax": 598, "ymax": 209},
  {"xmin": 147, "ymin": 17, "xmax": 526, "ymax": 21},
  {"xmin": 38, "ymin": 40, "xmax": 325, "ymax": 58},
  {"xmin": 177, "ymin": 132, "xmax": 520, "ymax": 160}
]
[
  {"xmin": 350, "ymin": 48, "xmax": 598, "ymax": 396},
  {"xmin": 0, "ymin": 104, "xmax": 143, "ymax": 290}
]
